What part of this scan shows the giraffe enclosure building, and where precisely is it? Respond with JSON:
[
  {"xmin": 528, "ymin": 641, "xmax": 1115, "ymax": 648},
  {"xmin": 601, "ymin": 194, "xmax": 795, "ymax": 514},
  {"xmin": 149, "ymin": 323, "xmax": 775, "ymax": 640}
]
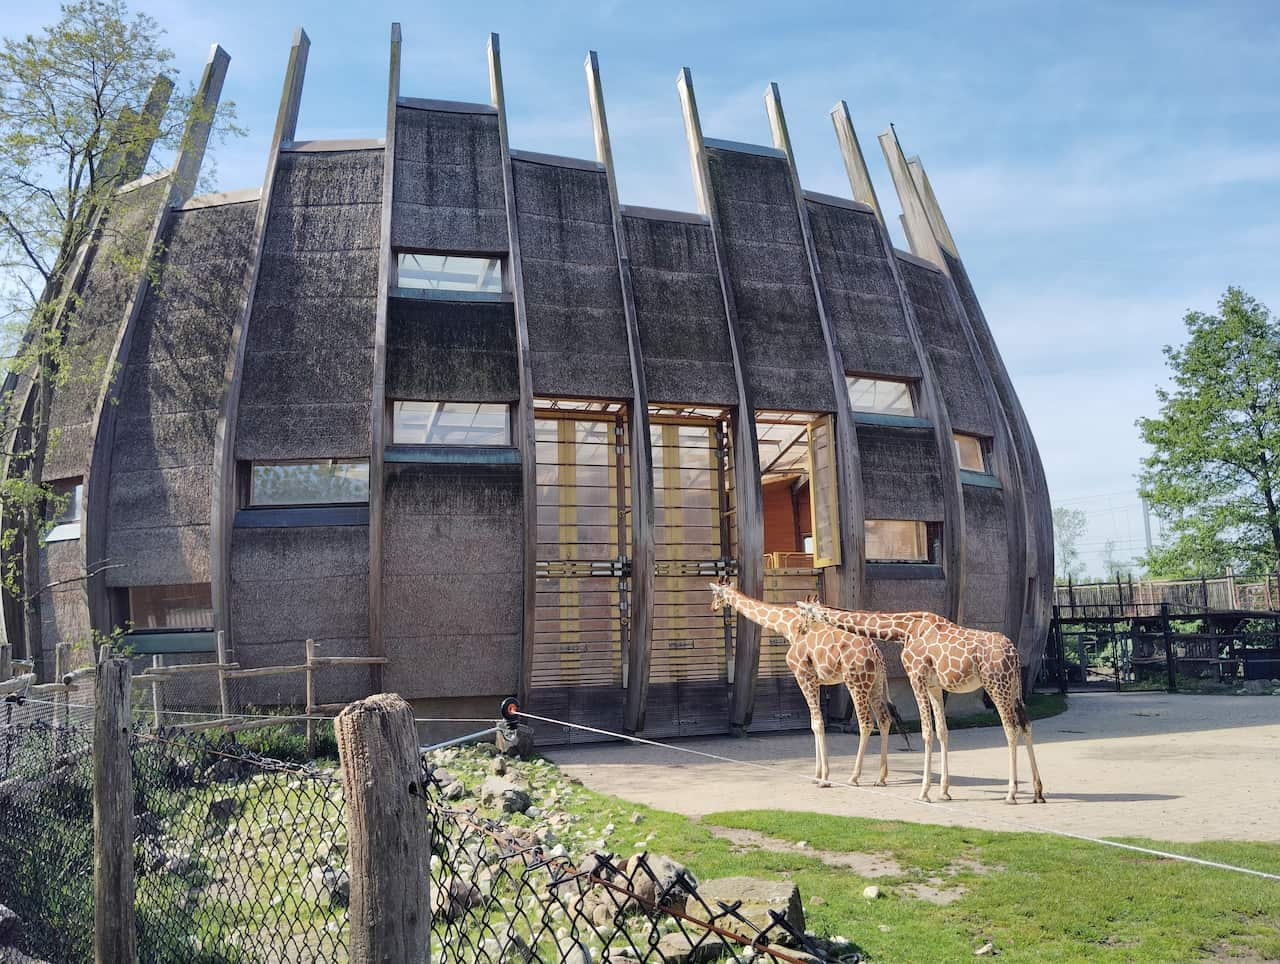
[{"xmin": 2, "ymin": 27, "xmax": 1053, "ymax": 741}]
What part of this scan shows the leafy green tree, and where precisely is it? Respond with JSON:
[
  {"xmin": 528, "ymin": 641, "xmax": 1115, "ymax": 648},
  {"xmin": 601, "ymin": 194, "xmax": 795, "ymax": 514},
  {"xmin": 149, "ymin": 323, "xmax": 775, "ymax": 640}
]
[
  {"xmin": 0, "ymin": 0, "xmax": 239, "ymax": 658},
  {"xmin": 1138, "ymin": 287, "xmax": 1280, "ymax": 578},
  {"xmin": 1053, "ymin": 506, "xmax": 1088, "ymax": 582}
]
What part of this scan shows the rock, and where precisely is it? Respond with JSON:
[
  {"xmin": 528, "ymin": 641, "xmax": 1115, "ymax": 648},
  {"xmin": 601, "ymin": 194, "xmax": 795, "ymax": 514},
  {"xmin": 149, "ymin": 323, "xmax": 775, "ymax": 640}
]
[
  {"xmin": 163, "ymin": 852, "xmax": 195, "ymax": 875},
  {"xmin": 697, "ymin": 877, "xmax": 804, "ymax": 946},
  {"xmin": 654, "ymin": 933, "xmax": 721, "ymax": 963},
  {"xmin": 624, "ymin": 854, "xmax": 697, "ymax": 914},
  {"xmin": 432, "ymin": 768, "xmax": 455, "ymax": 786},
  {"xmin": 558, "ymin": 940, "xmax": 593, "ymax": 964},
  {"xmin": 480, "ymin": 775, "xmax": 531, "ymax": 814},
  {"xmin": 1242, "ymin": 678, "xmax": 1270, "ymax": 695},
  {"xmin": 975, "ymin": 941, "xmax": 996, "ymax": 956},
  {"xmin": 309, "ymin": 865, "xmax": 350, "ymax": 907},
  {"xmin": 496, "ymin": 722, "xmax": 535, "ymax": 758},
  {"xmin": 433, "ymin": 876, "xmax": 483, "ymax": 922},
  {"xmin": 442, "ymin": 781, "xmax": 466, "ymax": 801},
  {"xmin": 492, "ymin": 756, "xmax": 507, "ymax": 776},
  {"xmin": 206, "ymin": 796, "xmax": 240, "ymax": 822},
  {"xmin": 629, "ymin": 813, "xmax": 643, "ymax": 824},
  {"xmin": 862, "ymin": 885, "xmax": 880, "ymax": 899},
  {"xmin": 809, "ymin": 896, "xmax": 826, "ymax": 906},
  {"xmin": 0, "ymin": 903, "xmax": 20, "ymax": 944}
]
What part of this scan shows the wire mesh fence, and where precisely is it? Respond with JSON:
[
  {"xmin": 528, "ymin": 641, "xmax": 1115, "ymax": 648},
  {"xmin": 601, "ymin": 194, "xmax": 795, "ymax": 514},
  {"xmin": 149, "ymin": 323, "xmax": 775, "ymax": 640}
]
[
  {"xmin": 421, "ymin": 760, "xmax": 860, "ymax": 963},
  {"xmin": 0, "ymin": 715, "xmax": 96, "ymax": 964},
  {"xmin": 129, "ymin": 728, "xmax": 349, "ymax": 963}
]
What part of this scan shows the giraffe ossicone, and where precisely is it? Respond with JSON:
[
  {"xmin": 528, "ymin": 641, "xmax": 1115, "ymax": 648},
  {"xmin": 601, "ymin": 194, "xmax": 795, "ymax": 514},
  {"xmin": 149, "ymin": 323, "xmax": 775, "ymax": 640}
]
[
  {"xmin": 708, "ymin": 582, "xmax": 900, "ymax": 788},
  {"xmin": 795, "ymin": 599, "xmax": 1045, "ymax": 804}
]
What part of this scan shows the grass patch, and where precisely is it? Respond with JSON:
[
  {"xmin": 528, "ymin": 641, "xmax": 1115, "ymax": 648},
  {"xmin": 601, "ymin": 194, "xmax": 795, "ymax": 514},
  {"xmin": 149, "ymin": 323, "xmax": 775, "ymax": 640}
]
[{"xmin": 437, "ymin": 741, "xmax": 1279, "ymax": 962}]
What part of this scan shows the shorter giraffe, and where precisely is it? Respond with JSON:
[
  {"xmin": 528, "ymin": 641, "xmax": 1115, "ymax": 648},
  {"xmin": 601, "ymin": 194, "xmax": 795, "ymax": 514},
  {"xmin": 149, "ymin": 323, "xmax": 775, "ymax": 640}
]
[
  {"xmin": 708, "ymin": 581, "xmax": 900, "ymax": 787},
  {"xmin": 796, "ymin": 600, "xmax": 1045, "ymax": 805}
]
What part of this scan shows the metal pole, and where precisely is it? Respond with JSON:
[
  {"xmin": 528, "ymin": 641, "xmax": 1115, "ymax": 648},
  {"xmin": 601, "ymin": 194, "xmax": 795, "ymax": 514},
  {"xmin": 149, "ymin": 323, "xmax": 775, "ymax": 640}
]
[
  {"xmin": 1161, "ymin": 602, "xmax": 1177, "ymax": 693},
  {"xmin": 1141, "ymin": 496, "xmax": 1153, "ymax": 554}
]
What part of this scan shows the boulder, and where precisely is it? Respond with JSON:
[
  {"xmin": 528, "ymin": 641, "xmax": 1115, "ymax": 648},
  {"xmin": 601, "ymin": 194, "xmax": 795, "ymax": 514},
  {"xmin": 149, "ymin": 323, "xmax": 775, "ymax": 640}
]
[
  {"xmin": 433, "ymin": 876, "xmax": 483, "ymax": 922},
  {"xmin": 0, "ymin": 903, "xmax": 20, "ymax": 944},
  {"xmin": 309, "ymin": 865, "xmax": 350, "ymax": 907},
  {"xmin": 654, "ymin": 933, "xmax": 723, "ymax": 963},
  {"xmin": 623, "ymin": 854, "xmax": 696, "ymax": 914},
  {"xmin": 442, "ymin": 781, "xmax": 466, "ymax": 801},
  {"xmin": 696, "ymin": 877, "xmax": 804, "ymax": 945},
  {"xmin": 496, "ymin": 722, "xmax": 535, "ymax": 759},
  {"xmin": 480, "ymin": 776, "xmax": 531, "ymax": 814}
]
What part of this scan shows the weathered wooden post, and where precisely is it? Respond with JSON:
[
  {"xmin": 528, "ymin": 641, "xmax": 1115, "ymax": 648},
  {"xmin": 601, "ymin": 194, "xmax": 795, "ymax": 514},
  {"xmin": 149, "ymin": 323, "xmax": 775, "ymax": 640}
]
[
  {"xmin": 151, "ymin": 654, "xmax": 165, "ymax": 728},
  {"xmin": 54, "ymin": 642, "xmax": 73, "ymax": 756},
  {"xmin": 1160, "ymin": 602, "xmax": 1177, "ymax": 693},
  {"xmin": 336, "ymin": 693, "xmax": 431, "ymax": 963},
  {"xmin": 215, "ymin": 630, "xmax": 232, "ymax": 716},
  {"xmin": 0, "ymin": 642, "xmax": 11, "ymax": 680},
  {"xmin": 305, "ymin": 638, "xmax": 316, "ymax": 758},
  {"xmin": 94, "ymin": 656, "xmax": 136, "ymax": 963}
]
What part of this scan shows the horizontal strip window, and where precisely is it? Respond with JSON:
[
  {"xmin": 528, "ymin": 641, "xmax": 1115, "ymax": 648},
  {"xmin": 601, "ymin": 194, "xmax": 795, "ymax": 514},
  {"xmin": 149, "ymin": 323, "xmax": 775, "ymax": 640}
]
[
  {"xmin": 395, "ymin": 252, "xmax": 504, "ymax": 294},
  {"xmin": 235, "ymin": 505, "xmax": 370, "ymax": 528},
  {"xmin": 847, "ymin": 375, "xmax": 916, "ymax": 418},
  {"xmin": 851, "ymin": 412, "xmax": 932, "ymax": 430},
  {"xmin": 959, "ymin": 469, "xmax": 1002, "ymax": 489},
  {"xmin": 247, "ymin": 460, "xmax": 369, "ymax": 507},
  {"xmin": 865, "ymin": 519, "xmax": 941, "ymax": 564},
  {"xmin": 121, "ymin": 630, "xmax": 217, "ymax": 655},
  {"xmin": 867, "ymin": 562, "xmax": 945, "ymax": 581},
  {"xmin": 391, "ymin": 401, "xmax": 511, "ymax": 446},
  {"xmin": 385, "ymin": 444, "xmax": 519, "ymax": 466},
  {"xmin": 45, "ymin": 478, "xmax": 83, "ymax": 542},
  {"xmin": 128, "ymin": 584, "xmax": 213, "ymax": 631}
]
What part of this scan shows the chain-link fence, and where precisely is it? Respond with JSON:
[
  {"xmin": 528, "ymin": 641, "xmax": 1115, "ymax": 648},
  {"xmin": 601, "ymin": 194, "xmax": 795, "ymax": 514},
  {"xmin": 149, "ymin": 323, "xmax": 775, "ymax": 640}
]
[
  {"xmin": 130, "ymin": 728, "xmax": 349, "ymax": 962},
  {"xmin": 421, "ymin": 760, "xmax": 860, "ymax": 963},
  {"xmin": 0, "ymin": 714, "xmax": 96, "ymax": 963}
]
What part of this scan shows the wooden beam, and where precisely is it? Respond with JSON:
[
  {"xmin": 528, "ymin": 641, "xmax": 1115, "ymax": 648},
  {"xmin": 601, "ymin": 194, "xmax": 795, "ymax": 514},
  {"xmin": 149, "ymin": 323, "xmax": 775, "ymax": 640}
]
[
  {"xmin": 210, "ymin": 28, "xmax": 310, "ymax": 665},
  {"xmin": 830, "ymin": 100, "xmax": 886, "ymax": 229},
  {"xmin": 488, "ymin": 33, "xmax": 540, "ymax": 712},
  {"xmin": 763, "ymin": 84, "xmax": 863, "ymax": 626},
  {"xmin": 585, "ymin": 50, "xmax": 656, "ymax": 733},
  {"xmin": 367, "ymin": 23, "xmax": 400, "ymax": 695},
  {"xmin": 676, "ymin": 68, "xmax": 765, "ymax": 732}
]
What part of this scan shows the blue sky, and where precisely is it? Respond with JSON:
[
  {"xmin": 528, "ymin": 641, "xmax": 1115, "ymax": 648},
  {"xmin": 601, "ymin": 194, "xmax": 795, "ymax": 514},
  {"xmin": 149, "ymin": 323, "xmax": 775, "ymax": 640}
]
[{"xmin": 8, "ymin": 0, "xmax": 1280, "ymax": 576}]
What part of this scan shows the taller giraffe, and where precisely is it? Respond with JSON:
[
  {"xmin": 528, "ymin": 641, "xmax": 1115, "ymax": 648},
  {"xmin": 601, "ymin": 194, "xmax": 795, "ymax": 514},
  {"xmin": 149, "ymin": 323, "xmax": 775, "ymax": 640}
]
[
  {"xmin": 796, "ymin": 600, "xmax": 1045, "ymax": 804},
  {"xmin": 708, "ymin": 581, "xmax": 902, "ymax": 787}
]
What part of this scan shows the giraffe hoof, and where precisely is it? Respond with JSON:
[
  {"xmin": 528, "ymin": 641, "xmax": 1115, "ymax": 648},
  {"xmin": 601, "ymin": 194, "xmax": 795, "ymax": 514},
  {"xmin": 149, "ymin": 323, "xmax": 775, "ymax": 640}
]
[
  {"xmin": 1034, "ymin": 793, "xmax": 1046, "ymax": 804},
  {"xmin": 874, "ymin": 779, "xmax": 887, "ymax": 787},
  {"xmin": 919, "ymin": 793, "xmax": 931, "ymax": 803},
  {"xmin": 940, "ymin": 791, "xmax": 952, "ymax": 802},
  {"xmin": 1004, "ymin": 797, "xmax": 1018, "ymax": 806}
]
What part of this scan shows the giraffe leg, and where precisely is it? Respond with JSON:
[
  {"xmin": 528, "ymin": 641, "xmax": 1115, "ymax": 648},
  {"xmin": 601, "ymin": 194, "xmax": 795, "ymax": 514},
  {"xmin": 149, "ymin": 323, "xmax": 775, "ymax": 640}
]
[
  {"xmin": 909, "ymin": 675, "xmax": 935, "ymax": 802},
  {"xmin": 927, "ymin": 685, "xmax": 951, "ymax": 801},
  {"xmin": 845, "ymin": 682, "xmax": 874, "ymax": 787},
  {"xmin": 875, "ymin": 685, "xmax": 891, "ymax": 787},
  {"xmin": 992, "ymin": 698, "xmax": 1020, "ymax": 804},
  {"xmin": 798, "ymin": 673, "xmax": 829, "ymax": 786},
  {"xmin": 1022, "ymin": 720, "xmax": 1046, "ymax": 803}
]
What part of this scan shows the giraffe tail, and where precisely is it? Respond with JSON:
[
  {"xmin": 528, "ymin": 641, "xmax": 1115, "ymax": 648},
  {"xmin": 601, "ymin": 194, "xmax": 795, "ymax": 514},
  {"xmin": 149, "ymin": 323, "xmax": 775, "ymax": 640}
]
[{"xmin": 1013, "ymin": 698, "xmax": 1031, "ymax": 731}]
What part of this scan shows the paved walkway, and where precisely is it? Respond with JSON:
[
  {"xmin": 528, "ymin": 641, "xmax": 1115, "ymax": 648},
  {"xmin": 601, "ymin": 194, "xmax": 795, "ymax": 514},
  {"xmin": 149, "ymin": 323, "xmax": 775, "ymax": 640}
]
[{"xmin": 545, "ymin": 692, "xmax": 1280, "ymax": 843}]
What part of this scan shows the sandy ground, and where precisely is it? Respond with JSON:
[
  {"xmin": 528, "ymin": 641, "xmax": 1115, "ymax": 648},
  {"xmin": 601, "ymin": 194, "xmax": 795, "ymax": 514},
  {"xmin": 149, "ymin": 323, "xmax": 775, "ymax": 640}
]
[{"xmin": 545, "ymin": 692, "xmax": 1280, "ymax": 844}]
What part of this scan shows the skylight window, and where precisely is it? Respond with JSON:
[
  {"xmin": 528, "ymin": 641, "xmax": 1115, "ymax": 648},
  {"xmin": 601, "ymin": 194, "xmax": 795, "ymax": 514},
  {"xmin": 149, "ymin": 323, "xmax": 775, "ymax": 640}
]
[
  {"xmin": 391, "ymin": 402, "xmax": 511, "ymax": 446},
  {"xmin": 846, "ymin": 376, "xmax": 916, "ymax": 417},
  {"xmin": 396, "ymin": 253, "xmax": 504, "ymax": 293}
]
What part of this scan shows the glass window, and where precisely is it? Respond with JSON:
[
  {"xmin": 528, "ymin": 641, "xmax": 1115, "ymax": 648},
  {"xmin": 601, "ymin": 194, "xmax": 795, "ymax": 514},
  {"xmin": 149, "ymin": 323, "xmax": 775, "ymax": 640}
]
[
  {"xmin": 866, "ymin": 519, "xmax": 934, "ymax": 563},
  {"xmin": 46, "ymin": 479, "xmax": 83, "ymax": 542},
  {"xmin": 954, "ymin": 433, "xmax": 988, "ymax": 472},
  {"xmin": 129, "ymin": 584, "xmax": 213, "ymax": 630},
  {"xmin": 846, "ymin": 376, "xmax": 916, "ymax": 417},
  {"xmin": 391, "ymin": 401, "xmax": 511, "ymax": 446},
  {"xmin": 249, "ymin": 460, "xmax": 369, "ymax": 507},
  {"xmin": 396, "ymin": 253, "xmax": 503, "ymax": 293}
]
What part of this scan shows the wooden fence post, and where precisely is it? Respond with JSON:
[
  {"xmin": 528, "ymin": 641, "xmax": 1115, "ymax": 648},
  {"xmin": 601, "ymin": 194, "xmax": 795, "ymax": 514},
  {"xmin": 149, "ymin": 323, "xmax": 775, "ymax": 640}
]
[
  {"xmin": 151, "ymin": 654, "xmax": 164, "ymax": 728},
  {"xmin": 305, "ymin": 638, "xmax": 315, "ymax": 759},
  {"xmin": 0, "ymin": 642, "xmax": 10, "ymax": 680},
  {"xmin": 1160, "ymin": 602, "xmax": 1177, "ymax": 693},
  {"xmin": 54, "ymin": 642, "xmax": 72, "ymax": 757},
  {"xmin": 215, "ymin": 630, "xmax": 231, "ymax": 716},
  {"xmin": 94, "ymin": 656, "xmax": 136, "ymax": 964},
  {"xmin": 336, "ymin": 693, "xmax": 431, "ymax": 964}
]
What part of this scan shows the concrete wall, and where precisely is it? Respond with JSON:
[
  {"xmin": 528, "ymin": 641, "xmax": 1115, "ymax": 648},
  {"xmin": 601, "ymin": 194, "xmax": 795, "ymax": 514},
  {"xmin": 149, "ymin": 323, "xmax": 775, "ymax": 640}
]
[
  {"xmin": 392, "ymin": 105, "xmax": 507, "ymax": 254},
  {"xmin": 623, "ymin": 214, "xmax": 737, "ymax": 406},
  {"xmin": 705, "ymin": 147, "xmax": 834, "ymax": 412},
  {"xmin": 106, "ymin": 200, "xmax": 257, "ymax": 587},
  {"xmin": 382, "ymin": 461, "xmax": 522, "ymax": 699},
  {"xmin": 513, "ymin": 159, "xmax": 631, "ymax": 399}
]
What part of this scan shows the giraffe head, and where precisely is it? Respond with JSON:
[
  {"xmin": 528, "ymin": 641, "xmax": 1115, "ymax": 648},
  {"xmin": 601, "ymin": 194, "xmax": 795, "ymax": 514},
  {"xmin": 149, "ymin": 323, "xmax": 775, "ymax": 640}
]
[
  {"xmin": 795, "ymin": 597, "xmax": 830, "ymax": 625},
  {"xmin": 708, "ymin": 578, "xmax": 736, "ymax": 612},
  {"xmin": 794, "ymin": 594, "xmax": 821, "ymax": 634}
]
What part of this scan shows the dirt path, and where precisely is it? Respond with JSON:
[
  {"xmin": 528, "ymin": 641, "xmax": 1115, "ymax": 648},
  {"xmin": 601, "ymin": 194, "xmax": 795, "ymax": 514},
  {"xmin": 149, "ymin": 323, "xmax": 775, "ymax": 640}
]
[{"xmin": 545, "ymin": 692, "xmax": 1280, "ymax": 844}]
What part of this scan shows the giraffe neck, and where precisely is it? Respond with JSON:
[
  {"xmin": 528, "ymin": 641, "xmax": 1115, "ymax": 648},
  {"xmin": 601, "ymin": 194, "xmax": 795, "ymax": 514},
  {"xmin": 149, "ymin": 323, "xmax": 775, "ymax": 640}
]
[
  {"xmin": 822, "ymin": 607, "xmax": 911, "ymax": 642},
  {"xmin": 727, "ymin": 591, "xmax": 803, "ymax": 639}
]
